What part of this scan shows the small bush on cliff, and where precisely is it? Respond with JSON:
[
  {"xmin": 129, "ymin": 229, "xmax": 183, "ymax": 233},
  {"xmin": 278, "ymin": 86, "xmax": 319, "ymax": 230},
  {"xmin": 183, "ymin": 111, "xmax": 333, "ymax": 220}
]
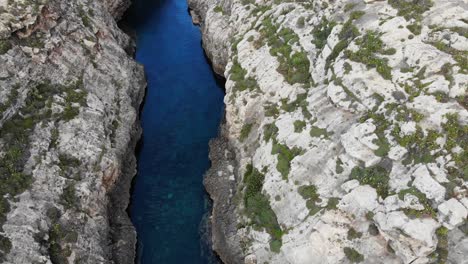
[
  {"xmin": 345, "ymin": 31, "xmax": 393, "ymax": 80},
  {"xmin": 271, "ymin": 142, "xmax": 303, "ymax": 179},
  {"xmin": 312, "ymin": 18, "xmax": 336, "ymax": 50},
  {"xmin": 344, "ymin": 247, "xmax": 364, "ymax": 263},
  {"xmin": 243, "ymin": 164, "xmax": 283, "ymax": 252},
  {"xmin": 349, "ymin": 164, "xmax": 390, "ymax": 198},
  {"xmin": 0, "ymin": 40, "xmax": 12, "ymax": 55},
  {"xmin": 240, "ymin": 123, "xmax": 253, "ymax": 142}
]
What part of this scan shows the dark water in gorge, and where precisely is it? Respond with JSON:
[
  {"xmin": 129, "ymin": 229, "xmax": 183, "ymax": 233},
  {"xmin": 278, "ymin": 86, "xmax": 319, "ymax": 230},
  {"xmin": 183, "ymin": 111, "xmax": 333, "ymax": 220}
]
[{"xmin": 124, "ymin": 0, "xmax": 225, "ymax": 263}]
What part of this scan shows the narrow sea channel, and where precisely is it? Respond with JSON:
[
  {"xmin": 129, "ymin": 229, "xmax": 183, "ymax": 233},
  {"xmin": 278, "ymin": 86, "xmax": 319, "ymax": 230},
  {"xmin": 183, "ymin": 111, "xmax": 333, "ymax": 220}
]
[{"xmin": 125, "ymin": 0, "xmax": 225, "ymax": 262}]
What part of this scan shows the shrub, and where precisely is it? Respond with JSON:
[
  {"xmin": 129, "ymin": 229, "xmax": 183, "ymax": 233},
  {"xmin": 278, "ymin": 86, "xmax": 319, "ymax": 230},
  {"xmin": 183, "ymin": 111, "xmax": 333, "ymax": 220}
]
[
  {"xmin": 293, "ymin": 120, "xmax": 306, "ymax": 132},
  {"xmin": 349, "ymin": 165, "xmax": 390, "ymax": 198},
  {"xmin": 271, "ymin": 142, "xmax": 303, "ymax": 179},
  {"xmin": 344, "ymin": 247, "xmax": 364, "ymax": 263},
  {"xmin": 345, "ymin": 31, "xmax": 394, "ymax": 80},
  {"xmin": 398, "ymin": 187, "xmax": 436, "ymax": 218},
  {"xmin": 296, "ymin": 16, "xmax": 305, "ymax": 28},
  {"xmin": 311, "ymin": 18, "xmax": 336, "ymax": 50},
  {"xmin": 263, "ymin": 123, "xmax": 279, "ymax": 142},
  {"xmin": 230, "ymin": 60, "xmax": 258, "ymax": 94},
  {"xmin": 240, "ymin": 123, "xmax": 253, "ymax": 142},
  {"xmin": 0, "ymin": 40, "xmax": 11, "ymax": 55},
  {"xmin": 310, "ymin": 126, "xmax": 329, "ymax": 138},
  {"xmin": 261, "ymin": 17, "xmax": 312, "ymax": 84},
  {"xmin": 243, "ymin": 165, "xmax": 283, "ymax": 252},
  {"xmin": 347, "ymin": 228, "xmax": 363, "ymax": 240},
  {"xmin": 214, "ymin": 6, "xmax": 224, "ymax": 14}
]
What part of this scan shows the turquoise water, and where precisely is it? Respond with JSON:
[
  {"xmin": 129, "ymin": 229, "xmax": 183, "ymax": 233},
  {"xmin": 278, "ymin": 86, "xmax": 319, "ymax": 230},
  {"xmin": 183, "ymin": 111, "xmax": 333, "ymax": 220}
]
[{"xmin": 125, "ymin": 0, "xmax": 225, "ymax": 263}]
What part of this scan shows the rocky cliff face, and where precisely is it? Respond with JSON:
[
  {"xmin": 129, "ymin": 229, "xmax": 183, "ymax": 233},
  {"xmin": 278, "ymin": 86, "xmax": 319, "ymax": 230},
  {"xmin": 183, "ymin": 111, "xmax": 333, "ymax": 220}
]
[
  {"xmin": 0, "ymin": 0, "xmax": 145, "ymax": 263},
  {"xmin": 189, "ymin": 0, "xmax": 467, "ymax": 263}
]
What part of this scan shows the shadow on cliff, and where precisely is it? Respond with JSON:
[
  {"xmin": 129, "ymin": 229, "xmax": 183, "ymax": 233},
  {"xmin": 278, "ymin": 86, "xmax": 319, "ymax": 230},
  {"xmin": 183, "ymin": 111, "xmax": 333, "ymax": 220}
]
[{"xmin": 122, "ymin": 0, "xmax": 169, "ymax": 29}]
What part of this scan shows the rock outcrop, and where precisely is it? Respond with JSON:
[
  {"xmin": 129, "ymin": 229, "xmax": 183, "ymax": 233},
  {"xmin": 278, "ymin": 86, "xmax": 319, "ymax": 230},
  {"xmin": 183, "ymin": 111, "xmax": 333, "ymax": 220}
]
[
  {"xmin": 190, "ymin": 0, "xmax": 467, "ymax": 263},
  {"xmin": 0, "ymin": 0, "xmax": 145, "ymax": 263}
]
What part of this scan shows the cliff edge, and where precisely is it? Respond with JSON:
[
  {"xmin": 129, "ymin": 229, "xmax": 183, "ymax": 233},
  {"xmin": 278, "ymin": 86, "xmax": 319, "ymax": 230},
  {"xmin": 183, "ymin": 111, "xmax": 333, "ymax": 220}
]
[
  {"xmin": 190, "ymin": 0, "xmax": 467, "ymax": 263},
  {"xmin": 0, "ymin": 0, "xmax": 145, "ymax": 263}
]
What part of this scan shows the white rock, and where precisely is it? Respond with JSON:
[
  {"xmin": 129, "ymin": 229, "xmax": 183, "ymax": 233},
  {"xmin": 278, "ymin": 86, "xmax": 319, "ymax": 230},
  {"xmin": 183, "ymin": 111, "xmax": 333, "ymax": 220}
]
[
  {"xmin": 338, "ymin": 185, "xmax": 379, "ymax": 218},
  {"xmin": 412, "ymin": 165, "xmax": 446, "ymax": 203},
  {"xmin": 438, "ymin": 198, "xmax": 468, "ymax": 229}
]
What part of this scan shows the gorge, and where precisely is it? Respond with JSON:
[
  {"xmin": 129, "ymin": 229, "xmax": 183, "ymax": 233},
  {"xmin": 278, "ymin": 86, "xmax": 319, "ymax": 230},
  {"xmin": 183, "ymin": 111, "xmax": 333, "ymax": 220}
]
[{"xmin": 0, "ymin": 0, "xmax": 466, "ymax": 264}]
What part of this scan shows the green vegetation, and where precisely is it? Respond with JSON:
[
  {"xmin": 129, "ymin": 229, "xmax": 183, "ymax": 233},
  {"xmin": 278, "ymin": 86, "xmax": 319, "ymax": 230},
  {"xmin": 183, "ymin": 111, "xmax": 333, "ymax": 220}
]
[
  {"xmin": 60, "ymin": 183, "xmax": 78, "ymax": 209},
  {"xmin": 78, "ymin": 5, "xmax": 92, "ymax": 28},
  {"xmin": 398, "ymin": 187, "xmax": 436, "ymax": 218},
  {"xmin": 335, "ymin": 158, "xmax": 344, "ymax": 174},
  {"xmin": 264, "ymin": 103, "xmax": 280, "ymax": 117},
  {"xmin": 349, "ymin": 164, "xmax": 390, "ymax": 198},
  {"xmin": 263, "ymin": 123, "xmax": 279, "ymax": 142},
  {"xmin": 392, "ymin": 126, "xmax": 441, "ymax": 165},
  {"xmin": 347, "ymin": 228, "xmax": 363, "ymax": 240},
  {"xmin": 229, "ymin": 60, "xmax": 259, "ymax": 95},
  {"xmin": 326, "ymin": 197, "xmax": 340, "ymax": 210},
  {"xmin": 214, "ymin": 5, "xmax": 224, "ymax": 14},
  {"xmin": 280, "ymin": 93, "xmax": 311, "ymax": 118},
  {"xmin": 0, "ymin": 235, "xmax": 11, "ymax": 262},
  {"xmin": 310, "ymin": 125, "xmax": 329, "ymax": 138},
  {"xmin": 344, "ymin": 3, "xmax": 358, "ymax": 12},
  {"xmin": 298, "ymin": 185, "xmax": 321, "ymax": 215},
  {"xmin": 293, "ymin": 120, "xmax": 306, "ymax": 133},
  {"xmin": 325, "ymin": 16, "xmax": 360, "ymax": 71},
  {"xmin": 240, "ymin": 123, "xmax": 253, "ymax": 142},
  {"xmin": 0, "ymin": 80, "xmax": 87, "ymax": 254},
  {"xmin": 0, "ymin": 40, "xmax": 12, "ymax": 55},
  {"xmin": 442, "ymin": 114, "xmax": 468, "ymax": 181},
  {"xmin": 296, "ymin": 16, "xmax": 305, "ymax": 28},
  {"xmin": 430, "ymin": 227, "xmax": 448, "ymax": 263},
  {"xmin": 345, "ymin": 31, "xmax": 394, "ymax": 80},
  {"xmin": 260, "ymin": 17, "xmax": 313, "ymax": 85},
  {"xmin": 49, "ymin": 223, "xmax": 78, "ymax": 263},
  {"xmin": 344, "ymin": 247, "xmax": 364, "ymax": 263},
  {"xmin": 271, "ymin": 142, "xmax": 303, "ymax": 179},
  {"xmin": 243, "ymin": 164, "xmax": 283, "ymax": 252},
  {"xmin": 431, "ymin": 40, "xmax": 467, "ymax": 74},
  {"xmin": 311, "ymin": 18, "xmax": 336, "ymax": 50},
  {"xmin": 388, "ymin": 0, "xmax": 433, "ymax": 35},
  {"xmin": 350, "ymin": 11, "xmax": 365, "ymax": 20}
]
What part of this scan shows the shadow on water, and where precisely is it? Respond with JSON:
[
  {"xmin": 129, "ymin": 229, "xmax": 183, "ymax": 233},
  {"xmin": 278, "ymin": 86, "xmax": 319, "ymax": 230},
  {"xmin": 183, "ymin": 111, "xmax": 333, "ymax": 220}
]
[{"xmin": 121, "ymin": 0, "xmax": 226, "ymax": 263}]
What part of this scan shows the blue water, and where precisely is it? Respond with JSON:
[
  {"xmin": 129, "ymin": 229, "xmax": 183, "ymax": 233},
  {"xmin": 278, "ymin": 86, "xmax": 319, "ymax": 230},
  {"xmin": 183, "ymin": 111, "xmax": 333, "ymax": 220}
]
[{"xmin": 125, "ymin": 0, "xmax": 225, "ymax": 263}]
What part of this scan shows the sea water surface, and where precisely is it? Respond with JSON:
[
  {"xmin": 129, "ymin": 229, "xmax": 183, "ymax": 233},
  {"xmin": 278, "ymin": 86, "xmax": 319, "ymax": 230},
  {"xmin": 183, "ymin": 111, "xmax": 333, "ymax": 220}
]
[{"xmin": 125, "ymin": 0, "xmax": 225, "ymax": 263}]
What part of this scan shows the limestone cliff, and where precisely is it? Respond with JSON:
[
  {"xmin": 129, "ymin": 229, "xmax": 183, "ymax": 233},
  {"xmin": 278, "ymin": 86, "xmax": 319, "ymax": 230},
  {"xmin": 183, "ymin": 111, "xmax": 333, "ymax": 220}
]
[
  {"xmin": 190, "ymin": 0, "xmax": 468, "ymax": 263},
  {"xmin": 0, "ymin": 0, "xmax": 145, "ymax": 263}
]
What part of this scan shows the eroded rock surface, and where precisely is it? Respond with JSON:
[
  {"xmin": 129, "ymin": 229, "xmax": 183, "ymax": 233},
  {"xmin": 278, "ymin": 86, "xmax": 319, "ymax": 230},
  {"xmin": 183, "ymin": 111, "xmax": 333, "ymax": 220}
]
[
  {"xmin": 190, "ymin": 0, "xmax": 467, "ymax": 263},
  {"xmin": 0, "ymin": 0, "xmax": 145, "ymax": 263}
]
